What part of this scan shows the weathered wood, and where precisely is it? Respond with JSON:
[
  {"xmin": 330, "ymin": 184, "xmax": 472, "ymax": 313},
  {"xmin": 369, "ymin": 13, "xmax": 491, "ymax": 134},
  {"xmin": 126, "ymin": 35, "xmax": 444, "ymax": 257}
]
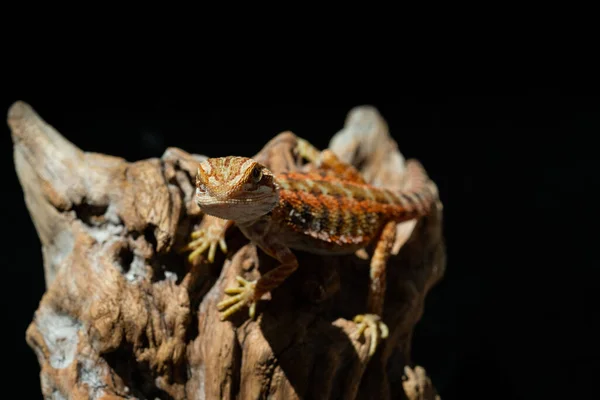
[{"xmin": 11, "ymin": 102, "xmax": 444, "ymax": 399}]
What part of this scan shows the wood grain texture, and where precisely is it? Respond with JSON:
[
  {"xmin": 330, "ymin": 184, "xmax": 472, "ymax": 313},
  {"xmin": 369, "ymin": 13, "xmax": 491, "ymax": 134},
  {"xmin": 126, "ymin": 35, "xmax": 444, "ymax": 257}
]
[{"xmin": 12, "ymin": 102, "xmax": 444, "ymax": 399}]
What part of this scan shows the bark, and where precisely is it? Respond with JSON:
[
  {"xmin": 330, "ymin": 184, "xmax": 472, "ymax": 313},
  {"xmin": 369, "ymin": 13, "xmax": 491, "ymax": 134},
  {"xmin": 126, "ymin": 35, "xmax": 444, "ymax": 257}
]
[{"xmin": 11, "ymin": 101, "xmax": 445, "ymax": 400}]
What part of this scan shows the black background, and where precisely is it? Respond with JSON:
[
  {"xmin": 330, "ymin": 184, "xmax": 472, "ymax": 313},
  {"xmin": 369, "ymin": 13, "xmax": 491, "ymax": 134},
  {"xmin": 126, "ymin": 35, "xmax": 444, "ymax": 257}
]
[{"xmin": 3, "ymin": 94, "xmax": 598, "ymax": 399}]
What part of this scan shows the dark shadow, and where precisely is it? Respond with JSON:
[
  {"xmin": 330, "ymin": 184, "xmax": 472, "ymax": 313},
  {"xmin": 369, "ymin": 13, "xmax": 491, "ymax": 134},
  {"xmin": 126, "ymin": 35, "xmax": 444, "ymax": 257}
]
[
  {"xmin": 255, "ymin": 250, "xmax": 369, "ymax": 399},
  {"xmin": 72, "ymin": 198, "xmax": 109, "ymax": 227},
  {"xmin": 103, "ymin": 344, "xmax": 177, "ymax": 400}
]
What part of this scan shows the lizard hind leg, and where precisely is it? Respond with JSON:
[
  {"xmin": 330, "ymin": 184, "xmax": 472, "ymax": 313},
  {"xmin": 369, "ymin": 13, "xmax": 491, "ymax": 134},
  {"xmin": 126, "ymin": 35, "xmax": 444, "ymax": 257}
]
[{"xmin": 353, "ymin": 220, "xmax": 396, "ymax": 357}]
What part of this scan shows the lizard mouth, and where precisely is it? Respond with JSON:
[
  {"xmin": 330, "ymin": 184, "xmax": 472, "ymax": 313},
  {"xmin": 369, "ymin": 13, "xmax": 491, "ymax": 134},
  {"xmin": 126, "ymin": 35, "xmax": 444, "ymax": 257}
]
[
  {"xmin": 195, "ymin": 188, "xmax": 277, "ymax": 208},
  {"xmin": 195, "ymin": 191, "xmax": 279, "ymax": 223}
]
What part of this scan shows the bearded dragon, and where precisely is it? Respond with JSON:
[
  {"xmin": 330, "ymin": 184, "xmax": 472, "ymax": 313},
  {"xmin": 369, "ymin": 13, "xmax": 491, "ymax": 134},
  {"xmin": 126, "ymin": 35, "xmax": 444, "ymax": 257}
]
[{"xmin": 187, "ymin": 136, "xmax": 437, "ymax": 356}]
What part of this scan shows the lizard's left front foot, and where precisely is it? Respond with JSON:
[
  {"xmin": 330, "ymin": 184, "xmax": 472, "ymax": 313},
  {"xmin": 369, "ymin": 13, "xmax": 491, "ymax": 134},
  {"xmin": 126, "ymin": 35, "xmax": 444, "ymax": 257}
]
[
  {"xmin": 217, "ymin": 276, "xmax": 258, "ymax": 321},
  {"xmin": 353, "ymin": 313, "xmax": 389, "ymax": 357},
  {"xmin": 183, "ymin": 224, "xmax": 228, "ymax": 264},
  {"xmin": 294, "ymin": 137, "xmax": 321, "ymax": 162}
]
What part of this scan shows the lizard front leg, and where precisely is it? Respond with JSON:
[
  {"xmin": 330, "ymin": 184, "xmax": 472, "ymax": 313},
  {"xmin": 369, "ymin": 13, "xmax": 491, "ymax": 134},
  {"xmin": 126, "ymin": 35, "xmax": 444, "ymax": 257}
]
[
  {"xmin": 217, "ymin": 241, "xmax": 299, "ymax": 320},
  {"xmin": 354, "ymin": 220, "xmax": 396, "ymax": 357},
  {"xmin": 182, "ymin": 216, "xmax": 233, "ymax": 264},
  {"xmin": 295, "ymin": 137, "xmax": 368, "ymax": 184}
]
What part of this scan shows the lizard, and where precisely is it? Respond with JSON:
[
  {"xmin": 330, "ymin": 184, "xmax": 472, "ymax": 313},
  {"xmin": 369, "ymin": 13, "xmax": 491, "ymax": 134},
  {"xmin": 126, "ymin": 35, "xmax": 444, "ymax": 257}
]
[{"xmin": 187, "ymin": 135, "xmax": 438, "ymax": 356}]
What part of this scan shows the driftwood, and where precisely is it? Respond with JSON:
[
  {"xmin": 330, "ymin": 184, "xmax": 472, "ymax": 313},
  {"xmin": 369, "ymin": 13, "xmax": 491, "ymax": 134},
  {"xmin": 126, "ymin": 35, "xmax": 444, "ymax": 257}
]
[{"xmin": 11, "ymin": 101, "xmax": 445, "ymax": 399}]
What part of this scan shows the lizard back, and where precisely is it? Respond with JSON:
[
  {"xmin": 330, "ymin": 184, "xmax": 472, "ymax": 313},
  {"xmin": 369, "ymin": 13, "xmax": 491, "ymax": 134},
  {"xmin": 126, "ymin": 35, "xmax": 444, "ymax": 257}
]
[{"xmin": 270, "ymin": 162, "xmax": 436, "ymax": 251}]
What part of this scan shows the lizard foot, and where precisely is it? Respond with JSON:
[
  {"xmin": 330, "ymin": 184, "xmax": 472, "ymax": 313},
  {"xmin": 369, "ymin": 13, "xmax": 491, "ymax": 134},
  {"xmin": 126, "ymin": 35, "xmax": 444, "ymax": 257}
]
[
  {"xmin": 353, "ymin": 313, "xmax": 389, "ymax": 357},
  {"xmin": 294, "ymin": 137, "xmax": 321, "ymax": 162},
  {"xmin": 217, "ymin": 276, "xmax": 258, "ymax": 320},
  {"xmin": 182, "ymin": 224, "xmax": 228, "ymax": 264}
]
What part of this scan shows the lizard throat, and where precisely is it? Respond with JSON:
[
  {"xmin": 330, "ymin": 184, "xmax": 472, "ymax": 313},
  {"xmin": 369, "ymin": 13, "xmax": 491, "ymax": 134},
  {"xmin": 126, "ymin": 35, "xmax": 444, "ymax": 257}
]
[{"xmin": 195, "ymin": 193, "xmax": 279, "ymax": 224}]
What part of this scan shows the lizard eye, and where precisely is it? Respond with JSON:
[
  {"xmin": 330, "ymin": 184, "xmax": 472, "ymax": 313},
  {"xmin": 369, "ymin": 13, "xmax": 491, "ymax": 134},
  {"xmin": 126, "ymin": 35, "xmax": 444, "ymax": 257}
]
[
  {"xmin": 251, "ymin": 167, "xmax": 263, "ymax": 183},
  {"xmin": 197, "ymin": 184, "xmax": 207, "ymax": 193}
]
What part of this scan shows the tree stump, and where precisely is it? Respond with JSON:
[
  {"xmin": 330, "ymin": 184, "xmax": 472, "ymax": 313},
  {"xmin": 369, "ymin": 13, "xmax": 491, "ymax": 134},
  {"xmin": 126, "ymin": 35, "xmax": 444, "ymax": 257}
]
[{"xmin": 11, "ymin": 101, "xmax": 445, "ymax": 399}]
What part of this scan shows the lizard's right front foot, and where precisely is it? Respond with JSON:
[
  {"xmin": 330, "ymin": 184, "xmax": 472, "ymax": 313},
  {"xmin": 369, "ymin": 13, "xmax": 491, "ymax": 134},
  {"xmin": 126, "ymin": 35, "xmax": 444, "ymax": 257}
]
[
  {"xmin": 182, "ymin": 224, "xmax": 228, "ymax": 264},
  {"xmin": 217, "ymin": 276, "xmax": 259, "ymax": 320}
]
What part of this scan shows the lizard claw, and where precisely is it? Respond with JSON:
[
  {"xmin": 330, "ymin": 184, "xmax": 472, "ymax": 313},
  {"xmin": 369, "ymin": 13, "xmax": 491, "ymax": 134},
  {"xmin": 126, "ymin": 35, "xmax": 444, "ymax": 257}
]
[
  {"xmin": 217, "ymin": 276, "xmax": 258, "ymax": 320},
  {"xmin": 353, "ymin": 313, "xmax": 389, "ymax": 357},
  {"xmin": 183, "ymin": 223, "xmax": 228, "ymax": 264}
]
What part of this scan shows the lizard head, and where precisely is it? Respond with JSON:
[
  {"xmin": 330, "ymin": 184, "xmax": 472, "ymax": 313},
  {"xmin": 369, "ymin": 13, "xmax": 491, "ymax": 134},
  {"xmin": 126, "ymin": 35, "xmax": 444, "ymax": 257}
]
[{"xmin": 195, "ymin": 156, "xmax": 279, "ymax": 224}]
